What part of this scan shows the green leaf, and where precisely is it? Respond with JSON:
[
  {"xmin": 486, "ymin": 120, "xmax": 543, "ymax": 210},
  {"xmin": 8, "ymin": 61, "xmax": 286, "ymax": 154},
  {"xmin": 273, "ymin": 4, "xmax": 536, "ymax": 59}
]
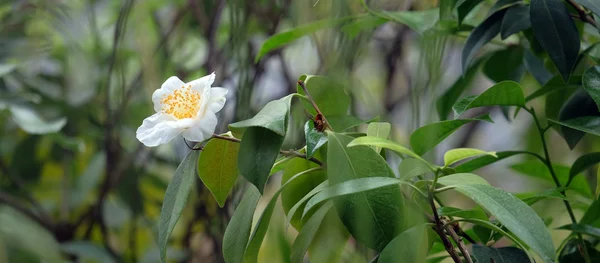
[
  {"xmin": 367, "ymin": 8, "xmax": 440, "ymax": 35},
  {"xmin": 530, "ymin": 0, "xmax": 580, "ymax": 81},
  {"xmin": 9, "ymin": 105, "xmax": 67, "ymax": 134},
  {"xmin": 327, "ymin": 114, "xmax": 377, "ymax": 131},
  {"xmin": 0, "ymin": 206, "xmax": 61, "ymax": 261},
  {"xmin": 555, "ymin": 89, "xmax": 600, "ymax": 148},
  {"xmin": 524, "ymin": 49, "xmax": 553, "ymax": 85},
  {"xmin": 197, "ymin": 138, "xmax": 240, "ymax": 207},
  {"xmin": 559, "ymin": 239, "xmax": 600, "ymax": 263},
  {"xmin": 244, "ymin": 167, "xmax": 322, "ymax": 263},
  {"xmin": 568, "ymin": 152, "xmax": 600, "ymax": 187},
  {"xmin": 305, "ymin": 121, "xmax": 327, "ymax": 159},
  {"xmin": 454, "ymin": 151, "xmax": 531, "ymax": 173},
  {"xmin": 500, "ymin": 4, "xmax": 531, "ymax": 39},
  {"xmin": 409, "ymin": 114, "xmax": 494, "ymax": 155},
  {"xmin": 437, "ymin": 206, "xmax": 488, "ymax": 220},
  {"xmin": 437, "ymin": 176, "xmax": 556, "ymax": 262},
  {"xmin": 297, "ymin": 75, "xmax": 350, "ymax": 117},
  {"xmin": 516, "ymin": 188, "xmax": 568, "ymax": 205},
  {"xmin": 281, "ymin": 158, "xmax": 326, "ymax": 230},
  {"xmin": 511, "ymin": 161, "xmax": 592, "ymax": 197},
  {"xmin": 255, "ymin": 17, "xmax": 356, "ymax": 61},
  {"xmin": 437, "ymin": 173, "xmax": 490, "ymax": 186},
  {"xmin": 583, "ymin": 66, "xmax": 600, "ymax": 111},
  {"xmin": 238, "ymin": 127, "xmax": 285, "ymax": 193},
  {"xmin": 436, "ymin": 58, "xmax": 484, "ymax": 120},
  {"xmin": 453, "ymin": 81, "xmax": 525, "ymax": 118},
  {"xmin": 461, "ymin": 10, "xmax": 504, "ymax": 74},
  {"xmin": 472, "ymin": 244, "xmax": 530, "ymax": 263},
  {"xmin": 158, "ymin": 150, "xmax": 200, "ymax": 263},
  {"xmin": 483, "ymin": 47, "xmax": 526, "ymax": 82},
  {"xmin": 581, "ymin": 199, "xmax": 600, "ymax": 226},
  {"xmin": 488, "ymin": 0, "xmax": 522, "ymax": 15},
  {"xmin": 399, "ymin": 158, "xmax": 432, "ymax": 180},
  {"xmin": 443, "ymin": 148, "xmax": 497, "ymax": 167},
  {"xmin": 286, "ymin": 181, "xmax": 329, "ymax": 231},
  {"xmin": 557, "ymin": 224, "xmax": 600, "ymax": 239},
  {"xmin": 457, "ymin": 0, "xmax": 482, "ymax": 24},
  {"xmin": 378, "ymin": 225, "xmax": 429, "ymax": 263},
  {"xmin": 574, "ymin": 0, "xmax": 600, "ymax": 17},
  {"xmin": 550, "ymin": 116, "xmax": 600, "ymax": 137},
  {"xmin": 229, "ymin": 95, "xmax": 291, "ymax": 136},
  {"xmin": 366, "ymin": 122, "xmax": 391, "ymax": 153},
  {"xmin": 290, "ymin": 202, "xmax": 334, "ymax": 263},
  {"xmin": 341, "ymin": 15, "xmax": 387, "ymax": 39},
  {"xmin": 348, "ymin": 136, "xmax": 435, "ymax": 170},
  {"xmin": 525, "ymin": 75, "xmax": 582, "ymax": 102},
  {"xmin": 326, "ymin": 132, "xmax": 413, "ymax": 251},
  {"xmin": 223, "ymin": 186, "xmax": 261, "ymax": 263},
  {"xmin": 307, "ymin": 206, "xmax": 349, "ymax": 263}
]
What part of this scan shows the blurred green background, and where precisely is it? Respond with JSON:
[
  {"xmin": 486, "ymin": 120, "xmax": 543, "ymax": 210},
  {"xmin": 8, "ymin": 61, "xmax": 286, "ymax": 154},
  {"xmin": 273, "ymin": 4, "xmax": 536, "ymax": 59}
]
[{"xmin": 0, "ymin": 0, "xmax": 596, "ymax": 262}]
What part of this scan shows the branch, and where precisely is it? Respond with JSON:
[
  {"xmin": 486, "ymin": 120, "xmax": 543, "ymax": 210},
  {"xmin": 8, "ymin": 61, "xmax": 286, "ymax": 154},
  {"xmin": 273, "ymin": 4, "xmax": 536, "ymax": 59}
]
[
  {"xmin": 0, "ymin": 191, "xmax": 53, "ymax": 231},
  {"xmin": 567, "ymin": 0, "xmax": 597, "ymax": 27},
  {"xmin": 429, "ymin": 196, "xmax": 463, "ymax": 263},
  {"xmin": 444, "ymin": 221, "xmax": 474, "ymax": 263}
]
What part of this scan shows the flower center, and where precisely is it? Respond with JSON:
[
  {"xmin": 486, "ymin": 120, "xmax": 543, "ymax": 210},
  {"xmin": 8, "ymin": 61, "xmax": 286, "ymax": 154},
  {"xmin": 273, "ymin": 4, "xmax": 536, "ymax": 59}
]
[{"xmin": 161, "ymin": 85, "xmax": 202, "ymax": 119}]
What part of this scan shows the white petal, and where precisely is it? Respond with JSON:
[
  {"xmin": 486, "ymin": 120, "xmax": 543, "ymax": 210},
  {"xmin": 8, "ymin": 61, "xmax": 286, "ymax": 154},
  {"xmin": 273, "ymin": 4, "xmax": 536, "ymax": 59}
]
[
  {"xmin": 152, "ymin": 76, "xmax": 185, "ymax": 112},
  {"xmin": 187, "ymin": 72, "xmax": 216, "ymax": 93},
  {"xmin": 182, "ymin": 111, "xmax": 218, "ymax": 142},
  {"xmin": 207, "ymin": 87, "xmax": 228, "ymax": 113},
  {"xmin": 136, "ymin": 113, "xmax": 184, "ymax": 147}
]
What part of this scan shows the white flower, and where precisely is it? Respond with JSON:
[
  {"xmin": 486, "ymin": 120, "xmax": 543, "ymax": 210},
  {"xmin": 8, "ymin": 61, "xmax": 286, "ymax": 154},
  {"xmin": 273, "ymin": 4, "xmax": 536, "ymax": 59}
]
[{"xmin": 136, "ymin": 72, "xmax": 227, "ymax": 147}]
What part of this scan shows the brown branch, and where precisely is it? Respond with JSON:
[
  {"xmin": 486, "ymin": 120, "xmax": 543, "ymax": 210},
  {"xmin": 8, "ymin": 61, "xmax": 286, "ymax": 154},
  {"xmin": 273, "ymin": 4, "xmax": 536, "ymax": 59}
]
[
  {"xmin": 297, "ymin": 80, "xmax": 333, "ymax": 131},
  {"xmin": 567, "ymin": 0, "xmax": 597, "ymax": 27},
  {"xmin": 444, "ymin": 221, "xmax": 474, "ymax": 263},
  {"xmin": 0, "ymin": 191, "xmax": 54, "ymax": 230},
  {"xmin": 429, "ymin": 196, "xmax": 462, "ymax": 263}
]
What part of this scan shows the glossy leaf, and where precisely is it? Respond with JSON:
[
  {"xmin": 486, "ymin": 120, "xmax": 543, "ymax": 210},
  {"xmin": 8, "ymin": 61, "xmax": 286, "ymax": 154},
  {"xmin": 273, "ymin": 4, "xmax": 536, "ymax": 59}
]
[
  {"xmin": 399, "ymin": 158, "xmax": 432, "ymax": 180},
  {"xmin": 574, "ymin": 0, "xmax": 600, "ymax": 17},
  {"xmin": 524, "ymin": 49, "xmax": 553, "ymax": 85},
  {"xmin": 583, "ymin": 66, "xmax": 600, "ymax": 111},
  {"xmin": 305, "ymin": 121, "xmax": 327, "ymax": 158},
  {"xmin": 327, "ymin": 114, "xmax": 375, "ymax": 131},
  {"xmin": 453, "ymin": 81, "xmax": 525, "ymax": 117},
  {"xmin": 530, "ymin": 0, "xmax": 580, "ymax": 81},
  {"xmin": 297, "ymin": 75, "xmax": 349, "ymax": 117},
  {"xmin": 378, "ymin": 225, "xmax": 429, "ymax": 263},
  {"xmin": 326, "ymin": 132, "xmax": 412, "ymax": 251},
  {"xmin": 9, "ymin": 105, "xmax": 67, "ymax": 134},
  {"xmin": 244, "ymin": 167, "xmax": 322, "ymax": 263},
  {"xmin": 286, "ymin": 181, "xmax": 329, "ymax": 231},
  {"xmin": 348, "ymin": 136, "xmax": 435, "ymax": 170},
  {"xmin": 525, "ymin": 75, "xmax": 582, "ymax": 102},
  {"xmin": 455, "ymin": 151, "xmax": 541, "ymax": 173},
  {"xmin": 457, "ymin": 0, "xmax": 482, "ymax": 24},
  {"xmin": 306, "ymin": 207, "xmax": 349, "ymax": 263},
  {"xmin": 158, "ymin": 150, "xmax": 200, "ymax": 263},
  {"xmin": 554, "ymin": 89, "xmax": 600, "ymax": 148},
  {"xmin": 437, "ymin": 58, "xmax": 483, "ymax": 120},
  {"xmin": 472, "ymin": 244, "xmax": 530, "ymax": 263},
  {"xmin": 290, "ymin": 202, "xmax": 334, "ymax": 263},
  {"xmin": 444, "ymin": 148, "xmax": 497, "ymax": 167},
  {"xmin": 223, "ymin": 187, "xmax": 261, "ymax": 263},
  {"xmin": 500, "ymin": 4, "xmax": 531, "ymax": 39},
  {"xmin": 559, "ymin": 239, "xmax": 600, "ymax": 263},
  {"xmin": 281, "ymin": 158, "xmax": 326, "ymax": 230},
  {"xmin": 255, "ymin": 17, "xmax": 355, "ymax": 61},
  {"xmin": 550, "ymin": 116, "xmax": 600, "ymax": 137},
  {"xmin": 462, "ymin": 10, "xmax": 504, "ymax": 74},
  {"xmin": 568, "ymin": 152, "xmax": 600, "ymax": 187},
  {"xmin": 484, "ymin": 47, "xmax": 526, "ymax": 83},
  {"xmin": 229, "ymin": 95, "xmax": 291, "ymax": 136},
  {"xmin": 511, "ymin": 161, "xmax": 592, "ymax": 197},
  {"xmin": 409, "ymin": 114, "xmax": 494, "ymax": 155},
  {"xmin": 517, "ymin": 188, "xmax": 568, "ymax": 205},
  {"xmin": 437, "ymin": 206, "xmax": 488, "ymax": 220},
  {"xmin": 366, "ymin": 122, "xmax": 391, "ymax": 153},
  {"xmin": 557, "ymin": 224, "xmax": 600, "ymax": 239},
  {"xmin": 197, "ymin": 138, "xmax": 240, "ymax": 207},
  {"xmin": 438, "ymin": 175, "xmax": 556, "ymax": 262},
  {"xmin": 488, "ymin": 0, "xmax": 522, "ymax": 15},
  {"xmin": 238, "ymin": 127, "xmax": 285, "ymax": 193},
  {"xmin": 437, "ymin": 173, "xmax": 490, "ymax": 186}
]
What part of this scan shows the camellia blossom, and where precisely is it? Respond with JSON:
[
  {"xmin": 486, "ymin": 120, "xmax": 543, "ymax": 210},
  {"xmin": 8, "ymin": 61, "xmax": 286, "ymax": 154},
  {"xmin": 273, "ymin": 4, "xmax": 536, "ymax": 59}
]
[{"xmin": 136, "ymin": 73, "xmax": 227, "ymax": 147}]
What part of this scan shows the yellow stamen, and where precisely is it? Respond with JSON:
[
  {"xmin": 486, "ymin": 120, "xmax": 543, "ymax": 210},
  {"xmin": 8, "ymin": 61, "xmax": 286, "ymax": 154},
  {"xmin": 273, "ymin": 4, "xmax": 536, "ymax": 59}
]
[{"xmin": 161, "ymin": 85, "xmax": 202, "ymax": 119}]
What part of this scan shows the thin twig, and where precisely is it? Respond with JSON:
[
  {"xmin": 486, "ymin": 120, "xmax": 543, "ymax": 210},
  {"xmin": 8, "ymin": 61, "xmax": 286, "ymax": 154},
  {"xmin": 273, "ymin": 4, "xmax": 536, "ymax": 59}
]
[
  {"xmin": 297, "ymin": 80, "xmax": 333, "ymax": 131},
  {"xmin": 429, "ymin": 195, "xmax": 462, "ymax": 263},
  {"xmin": 444, "ymin": 221, "xmax": 474, "ymax": 263},
  {"xmin": 566, "ymin": 0, "xmax": 597, "ymax": 27}
]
